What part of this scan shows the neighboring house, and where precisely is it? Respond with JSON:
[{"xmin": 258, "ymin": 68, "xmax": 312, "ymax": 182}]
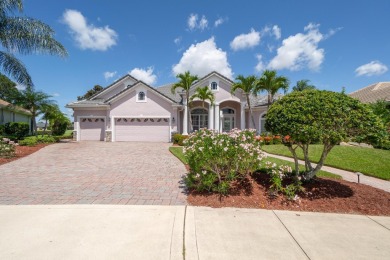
[
  {"xmin": 0, "ymin": 98, "xmax": 32, "ymax": 131},
  {"xmin": 349, "ymin": 82, "xmax": 390, "ymax": 104},
  {"xmin": 66, "ymin": 71, "xmax": 277, "ymax": 142}
]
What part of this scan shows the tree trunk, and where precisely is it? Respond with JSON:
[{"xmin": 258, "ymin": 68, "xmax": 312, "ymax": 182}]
[
  {"xmin": 304, "ymin": 143, "xmax": 334, "ymax": 180},
  {"xmin": 43, "ymin": 119, "xmax": 48, "ymax": 135},
  {"xmin": 287, "ymin": 145, "xmax": 300, "ymax": 181},
  {"xmin": 246, "ymin": 95, "xmax": 256, "ymax": 129}
]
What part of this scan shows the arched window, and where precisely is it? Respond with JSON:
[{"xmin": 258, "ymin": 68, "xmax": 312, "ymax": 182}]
[
  {"xmin": 210, "ymin": 82, "xmax": 218, "ymax": 90},
  {"xmin": 138, "ymin": 91, "xmax": 145, "ymax": 101}
]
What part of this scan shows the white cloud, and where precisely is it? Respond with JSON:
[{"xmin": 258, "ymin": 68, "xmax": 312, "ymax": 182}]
[
  {"xmin": 129, "ymin": 67, "xmax": 157, "ymax": 85},
  {"xmin": 214, "ymin": 17, "xmax": 226, "ymax": 27},
  {"xmin": 174, "ymin": 36, "xmax": 182, "ymax": 45},
  {"xmin": 15, "ymin": 84, "xmax": 26, "ymax": 90},
  {"xmin": 199, "ymin": 16, "xmax": 208, "ymax": 31},
  {"xmin": 104, "ymin": 71, "xmax": 117, "ymax": 81},
  {"xmin": 51, "ymin": 93, "xmax": 60, "ymax": 97},
  {"xmin": 187, "ymin": 13, "xmax": 208, "ymax": 31},
  {"xmin": 272, "ymin": 25, "xmax": 281, "ymax": 40},
  {"xmin": 62, "ymin": 9, "xmax": 118, "ymax": 51},
  {"xmin": 188, "ymin": 14, "xmax": 198, "ymax": 30},
  {"xmin": 255, "ymin": 54, "xmax": 265, "ymax": 73},
  {"xmin": 355, "ymin": 61, "xmax": 388, "ymax": 76},
  {"xmin": 230, "ymin": 28, "xmax": 260, "ymax": 51},
  {"xmin": 172, "ymin": 37, "xmax": 233, "ymax": 79},
  {"xmin": 268, "ymin": 23, "xmax": 324, "ymax": 71}
]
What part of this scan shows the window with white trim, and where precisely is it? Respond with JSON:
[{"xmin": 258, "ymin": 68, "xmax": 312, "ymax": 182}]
[
  {"xmin": 136, "ymin": 91, "xmax": 147, "ymax": 102},
  {"xmin": 210, "ymin": 82, "xmax": 218, "ymax": 91}
]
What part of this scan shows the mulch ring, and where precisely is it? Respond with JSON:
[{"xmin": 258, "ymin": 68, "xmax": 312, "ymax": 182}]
[
  {"xmin": 187, "ymin": 172, "xmax": 390, "ymax": 216},
  {"xmin": 0, "ymin": 144, "xmax": 49, "ymax": 166}
]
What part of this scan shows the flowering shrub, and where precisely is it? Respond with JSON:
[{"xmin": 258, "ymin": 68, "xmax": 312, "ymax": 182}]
[
  {"xmin": 184, "ymin": 128, "xmax": 266, "ymax": 194},
  {"xmin": 0, "ymin": 138, "xmax": 16, "ymax": 158},
  {"xmin": 263, "ymin": 161, "xmax": 303, "ymax": 200}
]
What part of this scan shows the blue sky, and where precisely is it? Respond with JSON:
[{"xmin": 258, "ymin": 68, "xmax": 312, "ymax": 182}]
[{"xmin": 16, "ymin": 0, "xmax": 390, "ymax": 117}]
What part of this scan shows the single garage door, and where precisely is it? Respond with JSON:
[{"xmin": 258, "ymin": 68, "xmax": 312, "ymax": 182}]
[
  {"xmin": 115, "ymin": 117, "xmax": 169, "ymax": 142},
  {"xmin": 79, "ymin": 118, "xmax": 105, "ymax": 141}
]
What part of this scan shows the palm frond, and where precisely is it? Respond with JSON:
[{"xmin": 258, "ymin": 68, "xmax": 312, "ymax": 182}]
[
  {"xmin": 0, "ymin": 17, "xmax": 67, "ymax": 57},
  {"xmin": 0, "ymin": 50, "xmax": 32, "ymax": 86}
]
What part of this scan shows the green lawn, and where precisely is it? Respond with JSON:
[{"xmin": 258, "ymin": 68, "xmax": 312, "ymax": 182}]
[
  {"xmin": 262, "ymin": 144, "xmax": 390, "ymax": 180},
  {"xmin": 169, "ymin": 146, "xmax": 341, "ymax": 180}
]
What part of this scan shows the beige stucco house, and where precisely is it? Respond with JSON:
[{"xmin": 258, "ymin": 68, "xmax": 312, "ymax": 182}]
[{"xmin": 67, "ymin": 71, "xmax": 275, "ymax": 142}]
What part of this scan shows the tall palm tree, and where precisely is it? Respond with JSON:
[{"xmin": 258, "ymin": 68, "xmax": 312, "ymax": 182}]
[
  {"xmin": 292, "ymin": 79, "xmax": 316, "ymax": 92},
  {"xmin": 171, "ymin": 71, "xmax": 198, "ymax": 134},
  {"xmin": 190, "ymin": 86, "xmax": 215, "ymax": 108},
  {"xmin": 256, "ymin": 70, "xmax": 289, "ymax": 109},
  {"xmin": 0, "ymin": 0, "xmax": 67, "ymax": 87},
  {"xmin": 15, "ymin": 87, "xmax": 55, "ymax": 134},
  {"xmin": 231, "ymin": 75, "xmax": 258, "ymax": 128},
  {"xmin": 41, "ymin": 103, "xmax": 60, "ymax": 134}
]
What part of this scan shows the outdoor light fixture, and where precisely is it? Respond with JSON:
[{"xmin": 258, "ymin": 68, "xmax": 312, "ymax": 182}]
[
  {"xmin": 356, "ymin": 172, "xmax": 362, "ymax": 183},
  {"xmin": 172, "ymin": 117, "xmax": 175, "ymax": 124}
]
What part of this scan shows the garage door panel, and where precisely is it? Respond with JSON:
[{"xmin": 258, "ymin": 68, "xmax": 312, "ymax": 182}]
[
  {"xmin": 115, "ymin": 118, "xmax": 169, "ymax": 142},
  {"xmin": 80, "ymin": 119, "xmax": 105, "ymax": 141}
]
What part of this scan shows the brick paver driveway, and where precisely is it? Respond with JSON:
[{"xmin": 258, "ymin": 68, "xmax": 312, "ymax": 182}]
[{"xmin": 0, "ymin": 142, "xmax": 187, "ymax": 205}]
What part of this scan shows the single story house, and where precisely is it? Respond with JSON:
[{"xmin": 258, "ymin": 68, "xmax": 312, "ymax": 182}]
[
  {"xmin": 349, "ymin": 82, "xmax": 390, "ymax": 104},
  {"xmin": 0, "ymin": 98, "xmax": 32, "ymax": 131},
  {"xmin": 66, "ymin": 71, "xmax": 276, "ymax": 142}
]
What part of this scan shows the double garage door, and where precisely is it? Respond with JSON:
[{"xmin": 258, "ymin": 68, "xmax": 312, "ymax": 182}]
[{"xmin": 115, "ymin": 117, "xmax": 170, "ymax": 142}]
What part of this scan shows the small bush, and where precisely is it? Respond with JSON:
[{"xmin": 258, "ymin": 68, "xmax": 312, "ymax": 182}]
[
  {"xmin": 173, "ymin": 133, "xmax": 188, "ymax": 146},
  {"xmin": 4, "ymin": 122, "xmax": 29, "ymax": 139},
  {"xmin": 0, "ymin": 125, "xmax": 4, "ymax": 135},
  {"xmin": 0, "ymin": 139, "xmax": 16, "ymax": 158},
  {"xmin": 52, "ymin": 121, "xmax": 68, "ymax": 136},
  {"xmin": 184, "ymin": 128, "xmax": 265, "ymax": 194},
  {"xmin": 273, "ymin": 135, "xmax": 282, "ymax": 144},
  {"xmin": 18, "ymin": 137, "xmax": 37, "ymax": 146}
]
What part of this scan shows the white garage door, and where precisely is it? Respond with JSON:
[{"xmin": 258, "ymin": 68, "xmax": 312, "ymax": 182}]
[
  {"xmin": 115, "ymin": 118, "xmax": 169, "ymax": 142},
  {"xmin": 79, "ymin": 118, "xmax": 105, "ymax": 141}
]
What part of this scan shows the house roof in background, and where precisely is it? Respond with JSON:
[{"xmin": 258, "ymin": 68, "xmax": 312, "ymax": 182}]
[
  {"xmin": 349, "ymin": 82, "xmax": 390, "ymax": 103},
  {"xmin": 0, "ymin": 99, "xmax": 32, "ymax": 115}
]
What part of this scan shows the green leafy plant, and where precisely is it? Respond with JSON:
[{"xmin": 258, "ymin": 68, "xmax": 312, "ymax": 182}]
[
  {"xmin": 173, "ymin": 133, "xmax": 188, "ymax": 146},
  {"xmin": 4, "ymin": 122, "xmax": 29, "ymax": 139},
  {"xmin": 266, "ymin": 90, "xmax": 388, "ymax": 180},
  {"xmin": 0, "ymin": 139, "xmax": 16, "ymax": 157},
  {"xmin": 184, "ymin": 128, "xmax": 266, "ymax": 194}
]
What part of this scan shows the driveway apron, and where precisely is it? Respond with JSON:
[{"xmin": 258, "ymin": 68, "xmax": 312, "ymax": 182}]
[{"xmin": 0, "ymin": 142, "xmax": 187, "ymax": 205}]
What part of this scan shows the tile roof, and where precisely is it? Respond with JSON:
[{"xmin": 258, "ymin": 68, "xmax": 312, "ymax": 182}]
[
  {"xmin": 66, "ymin": 99, "xmax": 108, "ymax": 107},
  {"xmin": 349, "ymin": 82, "xmax": 390, "ymax": 103},
  {"xmin": 155, "ymin": 83, "xmax": 182, "ymax": 103},
  {"xmin": 0, "ymin": 98, "xmax": 32, "ymax": 115}
]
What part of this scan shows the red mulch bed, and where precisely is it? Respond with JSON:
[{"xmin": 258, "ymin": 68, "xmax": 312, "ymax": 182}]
[
  {"xmin": 187, "ymin": 172, "xmax": 390, "ymax": 216},
  {"xmin": 0, "ymin": 144, "xmax": 49, "ymax": 166}
]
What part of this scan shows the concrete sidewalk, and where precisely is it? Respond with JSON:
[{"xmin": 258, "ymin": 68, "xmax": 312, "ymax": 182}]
[
  {"xmin": 265, "ymin": 152, "xmax": 390, "ymax": 193},
  {"xmin": 0, "ymin": 205, "xmax": 389, "ymax": 259}
]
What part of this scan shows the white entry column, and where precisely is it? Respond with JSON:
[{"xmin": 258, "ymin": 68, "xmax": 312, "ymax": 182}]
[
  {"xmin": 208, "ymin": 104, "xmax": 214, "ymax": 130},
  {"xmin": 214, "ymin": 104, "xmax": 220, "ymax": 132},
  {"xmin": 240, "ymin": 102, "xmax": 246, "ymax": 129},
  {"xmin": 183, "ymin": 101, "xmax": 188, "ymax": 135}
]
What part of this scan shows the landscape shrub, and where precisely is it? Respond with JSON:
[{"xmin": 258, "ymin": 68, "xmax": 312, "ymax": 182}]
[
  {"xmin": 273, "ymin": 135, "xmax": 282, "ymax": 144},
  {"xmin": 263, "ymin": 161, "xmax": 303, "ymax": 200},
  {"xmin": 4, "ymin": 122, "xmax": 29, "ymax": 139},
  {"xmin": 18, "ymin": 135, "xmax": 57, "ymax": 146},
  {"xmin": 184, "ymin": 128, "xmax": 266, "ymax": 194},
  {"xmin": 0, "ymin": 139, "xmax": 16, "ymax": 158},
  {"xmin": 0, "ymin": 125, "xmax": 4, "ymax": 135},
  {"xmin": 51, "ymin": 121, "xmax": 67, "ymax": 136},
  {"xmin": 173, "ymin": 133, "xmax": 188, "ymax": 146}
]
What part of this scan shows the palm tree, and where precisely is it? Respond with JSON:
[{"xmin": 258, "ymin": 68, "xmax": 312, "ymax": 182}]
[
  {"xmin": 231, "ymin": 75, "xmax": 258, "ymax": 128},
  {"xmin": 190, "ymin": 86, "xmax": 215, "ymax": 108},
  {"xmin": 41, "ymin": 103, "xmax": 61, "ymax": 134},
  {"xmin": 0, "ymin": 0, "xmax": 67, "ymax": 87},
  {"xmin": 15, "ymin": 87, "xmax": 55, "ymax": 134},
  {"xmin": 256, "ymin": 70, "xmax": 289, "ymax": 109},
  {"xmin": 292, "ymin": 79, "xmax": 316, "ymax": 92},
  {"xmin": 171, "ymin": 71, "xmax": 198, "ymax": 134}
]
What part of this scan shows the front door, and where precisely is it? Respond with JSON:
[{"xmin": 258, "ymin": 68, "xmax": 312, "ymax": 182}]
[{"xmin": 222, "ymin": 116, "xmax": 234, "ymax": 132}]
